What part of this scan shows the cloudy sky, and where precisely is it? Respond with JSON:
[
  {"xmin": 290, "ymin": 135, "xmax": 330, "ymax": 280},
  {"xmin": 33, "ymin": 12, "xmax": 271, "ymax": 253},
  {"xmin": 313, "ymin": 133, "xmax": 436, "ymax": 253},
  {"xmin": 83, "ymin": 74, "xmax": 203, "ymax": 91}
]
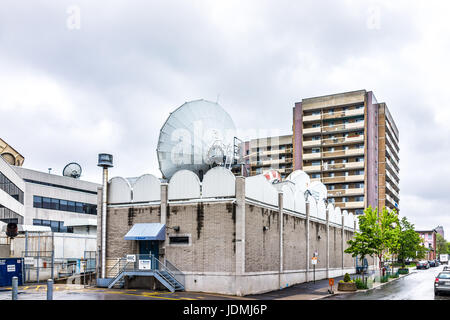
[{"xmin": 1, "ymin": 1, "xmax": 449, "ymax": 237}]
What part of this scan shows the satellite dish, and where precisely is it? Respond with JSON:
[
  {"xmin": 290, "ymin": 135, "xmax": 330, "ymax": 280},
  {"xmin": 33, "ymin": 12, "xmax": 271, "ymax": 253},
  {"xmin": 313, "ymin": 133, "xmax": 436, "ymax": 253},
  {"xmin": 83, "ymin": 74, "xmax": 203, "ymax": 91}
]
[
  {"xmin": 308, "ymin": 181, "xmax": 327, "ymax": 202},
  {"xmin": 63, "ymin": 162, "xmax": 82, "ymax": 179},
  {"xmin": 157, "ymin": 99, "xmax": 236, "ymax": 179},
  {"xmin": 286, "ymin": 170, "xmax": 310, "ymax": 194},
  {"xmin": 263, "ymin": 169, "xmax": 281, "ymax": 184}
]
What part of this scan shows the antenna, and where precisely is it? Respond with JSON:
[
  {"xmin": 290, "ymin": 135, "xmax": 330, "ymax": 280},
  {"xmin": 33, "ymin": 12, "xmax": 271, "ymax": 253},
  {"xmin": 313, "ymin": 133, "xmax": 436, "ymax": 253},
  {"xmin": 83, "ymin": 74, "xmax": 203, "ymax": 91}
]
[
  {"xmin": 48, "ymin": 168, "xmax": 52, "ymax": 174},
  {"xmin": 62, "ymin": 162, "xmax": 82, "ymax": 179}
]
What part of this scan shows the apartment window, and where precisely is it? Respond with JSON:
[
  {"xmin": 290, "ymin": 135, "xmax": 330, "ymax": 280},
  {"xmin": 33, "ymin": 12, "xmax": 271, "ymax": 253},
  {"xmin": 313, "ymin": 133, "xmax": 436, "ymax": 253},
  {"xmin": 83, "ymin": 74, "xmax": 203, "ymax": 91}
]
[
  {"xmin": 329, "ymin": 173, "xmax": 335, "ymax": 178},
  {"xmin": 311, "ymin": 173, "xmax": 321, "ymax": 179},
  {"xmin": 312, "ymin": 111, "xmax": 320, "ymax": 116},
  {"xmin": 356, "ymin": 117, "xmax": 364, "ymax": 122},
  {"xmin": 328, "ymin": 185, "xmax": 335, "ymax": 190},
  {"xmin": 329, "ymin": 109, "xmax": 334, "ymax": 114},
  {"xmin": 329, "ymin": 159, "xmax": 335, "ymax": 164},
  {"xmin": 342, "ymin": 158, "xmax": 348, "ymax": 163},
  {"xmin": 344, "ymin": 146, "xmax": 349, "ymax": 151},
  {"xmin": 312, "ymin": 123, "xmax": 320, "ymax": 128},
  {"xmin": 343, "ymin": 184, "xmax": 349, "ymax": 189},
  {"xmin": 357, "ymin": 144, "xmax": 364, "ymax": 149},
  {"xmin": 329, "ymin": 198, "xmax": 335, "ymax": 203},
  {"xmin": 255, "ymin": 168, "xmax": 262, "ymax": 174},
  {"xmin": 344, "ymin": 172, "xmax": 349, "ymax": 177},
  {"xmin": 312, "ymin": 148, "xmax": 320, "ymax": 154},
  {"xmin": 329, "ymin": 147, "xmax": 335, "ymax": 152},
  {"xmin": 342, "ymin": 197, "xmax": 348, "ymax": 203},
  {"xmin": 312, "ymin": 161, "xmax": 320, "ymax": 166},
  {"xmin": 355, "ymin": 196, "xmax": 364, "ymax": 202},
  {"xmin": 356, "ymin": 170, "xmax": 364, "ymax": 175},
  {"xmin": 312, "ymin": 136, "xmax": 320, "ymax": 141},
  {"xmin": 356, "ymin": 105, "xmax": 364, "ymax": 109},
  {"xmin": 42, "ymin": 197, "xmax": 51, "ymax": 209}
]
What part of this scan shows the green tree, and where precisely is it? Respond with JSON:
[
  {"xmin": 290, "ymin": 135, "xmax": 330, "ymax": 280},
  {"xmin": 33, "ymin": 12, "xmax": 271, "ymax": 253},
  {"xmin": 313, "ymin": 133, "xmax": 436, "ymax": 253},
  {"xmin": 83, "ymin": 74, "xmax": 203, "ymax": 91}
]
[
  {"xmin": 436, "ymin": 234, "xmax": 447, "ymax": 257},
  {"xmin": 375, "ymin": 207, "xmax": 399, "ymax": 275},
  {"xmin": 396, "ymin": 217, "xmax": 423, "ymax": 267},
  {"xmin": 345, "ymin": 208, "xmax": 378, "ymax": 283}
]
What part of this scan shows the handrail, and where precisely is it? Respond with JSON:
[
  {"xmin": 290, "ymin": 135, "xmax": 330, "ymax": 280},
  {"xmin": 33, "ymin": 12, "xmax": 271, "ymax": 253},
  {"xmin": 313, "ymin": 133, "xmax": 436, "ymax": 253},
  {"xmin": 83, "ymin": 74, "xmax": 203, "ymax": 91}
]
[{"xmin": 152, "ymin": 255, "xmax": 185, "ymax": 288}]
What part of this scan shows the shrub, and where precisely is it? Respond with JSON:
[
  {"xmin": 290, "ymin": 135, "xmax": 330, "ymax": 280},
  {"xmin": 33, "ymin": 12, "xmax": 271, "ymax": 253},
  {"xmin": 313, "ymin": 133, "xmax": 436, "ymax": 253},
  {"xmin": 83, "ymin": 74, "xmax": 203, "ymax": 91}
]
[
  {"xmin": 344, "ymin": 273, "xmax": 351, "ymax": 283},
  {"xmin": 398, "ymin": 268, "xmax": 409, "ymax": 275},
  {"xmin": 380, "ymin": 275, "xmax": 389, "ymax": 283},
  {"xmin": 354, "ymin": 278, "xmax": 368, "ymax": 289}
]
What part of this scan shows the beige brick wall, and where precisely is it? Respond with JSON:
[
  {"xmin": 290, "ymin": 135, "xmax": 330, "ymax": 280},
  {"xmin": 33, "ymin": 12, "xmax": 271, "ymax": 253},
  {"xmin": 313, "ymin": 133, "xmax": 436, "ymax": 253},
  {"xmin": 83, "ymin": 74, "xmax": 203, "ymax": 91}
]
[
  {"xmin": 283, "ymin": 214, "xmax": 307, "ymax": 271},
  {"xmin": 329, "ymin": 226, "xmax": 342, "ymax": 268},
  {"xmin": 343, "ymin": 229, "xmax": 356, "ymax": 268},
  {"xmin": 245, "ymin": 204, "xmax": 280, "ymax": 272},
  {"xmin": 105, "ymin": 205, "xmax": 161, "ymax": 259},
  {"xmin": 165, "ymin": 202, "xmax": 236, "ymax": 273},
  {"xmin": 309, "ymin": 221, "xmax": 328, "ymax": 269}
]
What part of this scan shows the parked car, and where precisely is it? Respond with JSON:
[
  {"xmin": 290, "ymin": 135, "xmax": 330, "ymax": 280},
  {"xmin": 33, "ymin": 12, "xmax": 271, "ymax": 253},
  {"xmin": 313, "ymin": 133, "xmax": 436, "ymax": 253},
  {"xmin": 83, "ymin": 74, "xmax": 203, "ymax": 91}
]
[
  {"xmin": 434, "ymin": 272, "xmax": 450, "ymax": 295},
  {"xmin": 417, "ymin": 260, "xmax": 430, "ymax": 269},
  {"xmin": 429, "ymin": 260, "xmax": 437, "ymax": 267}
]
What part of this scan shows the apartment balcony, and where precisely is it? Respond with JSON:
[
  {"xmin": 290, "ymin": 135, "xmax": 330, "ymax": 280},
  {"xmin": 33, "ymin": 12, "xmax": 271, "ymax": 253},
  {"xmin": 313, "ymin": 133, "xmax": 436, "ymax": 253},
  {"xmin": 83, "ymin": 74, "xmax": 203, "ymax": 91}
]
[
  {"xmin": 333, "ymin": 201, "xmax": 365, "ymax": 210},
  {"xmin": 385, "ymin": 181, "xmax": 400, "ymax": 201},
  {"xmin": 386, "ymin": 193, "xmax": 400, "ymax": 211},
  {"xmin": 385, "ymin": 169, "xmax": 400, "ymax": 188},
  {"xmin": 303, "ymin": 140, "xmax": 322, "ymax": 148},
  {"xmin": 322, "ymin": 122, "xmax": 365, "ymax": 134},
  {"xmin": 303, "ymin": 165, "xmax": 321, "ymax": 173},
  {"xmin": 385, "ymin": 141, "xmax": 400, "ymax": 163},
  {"xmin": 322, "ymin": 148, "xmax": 364, "ymax": 159},
  {"xmin": 303, "ymin": 114, "xmax": 321, "ymax": 122},
  {"xmin": 385, "ymin": 158, "xmax": 400, "ymax": 181},
  {"xmin": 322, "ymin": 108, "xmax": 365, "ymax": 120},
  {"xmin": 322, "ymin": 174, "xmax": 364, "ymax": 184},
  {"xmin": 328, "ymin": 188, "xmax": 364, "ymax": 197},
  {"xmin": 321, "ymin": 135, "xmax": 364, "ymax": 147},
  {"xmin": 386, "ymin": 155, "xmax": 400, "ymax": 173},
  {"xmin": 385, "ymin": 133, "xmax": 400, "ymax": 156},
  {"xmin": 260, "ymin": 158, "xmax": 292, "ymax": 166},
  {"xmin": 322, "ymin": 161, "xmax": 364, "ymax": 172},
  {"xmin": 303, "ymin": 127, "xmax": 322, "ymax": 135},
  {"xmin": 254, "ymin": 148, "xmax": 293, "ymax": 156},
  {"xmin": 385, "ymin": 122, "xmax": 400, "ymax": 151},
  {"xmin": 303, "ymin": 152, "xmax": 321, "ymax": 160}
]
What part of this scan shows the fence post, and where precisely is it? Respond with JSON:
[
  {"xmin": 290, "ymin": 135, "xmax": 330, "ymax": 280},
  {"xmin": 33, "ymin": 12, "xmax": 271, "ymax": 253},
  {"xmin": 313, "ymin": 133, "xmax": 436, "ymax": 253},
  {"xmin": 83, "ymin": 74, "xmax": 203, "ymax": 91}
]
[
  {"xmin": 47, "ymin": 279, "xmax": 53, "ymax": 300},
  {"xmin": 12, "ymin": 276, "xmax": 18, "ymax": 300}
]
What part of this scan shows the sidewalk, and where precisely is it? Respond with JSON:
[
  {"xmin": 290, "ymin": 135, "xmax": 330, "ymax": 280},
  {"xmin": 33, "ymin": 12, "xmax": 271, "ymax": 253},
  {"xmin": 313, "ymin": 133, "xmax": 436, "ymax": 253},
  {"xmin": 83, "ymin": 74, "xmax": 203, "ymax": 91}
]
[{"xmin": 246, "ymin": 273, "xmax": 366, "ymax": 300}]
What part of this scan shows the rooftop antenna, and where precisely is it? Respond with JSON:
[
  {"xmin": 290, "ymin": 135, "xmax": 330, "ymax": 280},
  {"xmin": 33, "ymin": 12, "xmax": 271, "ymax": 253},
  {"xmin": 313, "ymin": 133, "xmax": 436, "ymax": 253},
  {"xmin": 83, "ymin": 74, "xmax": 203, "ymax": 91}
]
[{"xmin": 48, "ymin": 168, "xmax": 52, "ymax": 174}]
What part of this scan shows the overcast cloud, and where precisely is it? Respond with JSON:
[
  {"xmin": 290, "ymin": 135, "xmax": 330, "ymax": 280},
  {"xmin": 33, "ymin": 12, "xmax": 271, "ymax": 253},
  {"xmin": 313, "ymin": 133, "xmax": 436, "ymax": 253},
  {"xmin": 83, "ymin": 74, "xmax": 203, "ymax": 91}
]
[{"xmin": 1, "ymin": 0, "xmax": 449, "ymax": 237}]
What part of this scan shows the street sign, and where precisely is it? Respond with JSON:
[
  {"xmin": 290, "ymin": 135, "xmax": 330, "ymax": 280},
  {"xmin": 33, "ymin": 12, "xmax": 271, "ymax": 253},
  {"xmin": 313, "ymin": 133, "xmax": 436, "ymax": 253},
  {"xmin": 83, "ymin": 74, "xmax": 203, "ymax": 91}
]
[
  {"xmin": 329, "ymin": 278, "xmax": 334, "ymax": 286},
  {"xmin": 24, "ymin": 257, "xmax": 34, "ymax": 265},
  {"xmin": 126, "ymin": 255, "xmax": 136, "ymax": 263},
  {"xmin": 139, "ymin": 259, "xmax": 151, "ymax": 270},
  {"xmin": 311, "ymin": 257, "xmax": 318, "ymax": 265}
]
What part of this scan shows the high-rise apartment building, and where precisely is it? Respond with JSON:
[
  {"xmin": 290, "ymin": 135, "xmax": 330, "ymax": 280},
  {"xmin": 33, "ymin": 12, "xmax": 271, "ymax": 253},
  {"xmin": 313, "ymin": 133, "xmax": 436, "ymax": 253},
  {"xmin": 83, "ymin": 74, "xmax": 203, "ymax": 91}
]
[
  {"xmin": 293, "ymin": 90, "xmax": 399, "ymax": 215},
  {"xmin": 244, "ymin": 135, "xmax": 294, "ymax": 179}
]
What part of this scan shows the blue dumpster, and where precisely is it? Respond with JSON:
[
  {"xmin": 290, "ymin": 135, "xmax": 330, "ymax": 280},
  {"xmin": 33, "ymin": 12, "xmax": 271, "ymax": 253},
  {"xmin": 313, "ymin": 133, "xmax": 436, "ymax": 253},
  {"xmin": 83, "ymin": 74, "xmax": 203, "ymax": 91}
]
[{"xmin": 0, "ymin": 258, "xmax": 23, "ymax": 287}]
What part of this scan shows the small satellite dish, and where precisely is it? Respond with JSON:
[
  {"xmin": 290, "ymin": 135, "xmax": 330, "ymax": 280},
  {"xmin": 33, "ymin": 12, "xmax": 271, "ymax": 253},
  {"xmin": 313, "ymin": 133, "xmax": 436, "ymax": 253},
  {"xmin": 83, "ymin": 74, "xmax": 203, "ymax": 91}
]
[
  {"xmin": 63, "ymin": 162, "xmax": 82, "ymax": 179},
  {"xmin": 308, "ymin": 181, "xmax": 328, "ymax": 202}
]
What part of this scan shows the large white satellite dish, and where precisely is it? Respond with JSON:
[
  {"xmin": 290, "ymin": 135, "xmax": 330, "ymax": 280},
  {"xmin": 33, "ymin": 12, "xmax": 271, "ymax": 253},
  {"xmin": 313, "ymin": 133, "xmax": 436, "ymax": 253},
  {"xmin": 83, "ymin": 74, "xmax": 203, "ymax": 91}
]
[
  {"xmin": 308, "ymin": 181, "xmax": 327, "ymax": 202},
  {"xmin": 286, "ymin": 170, "xmax": 310, "ymax": 194},
  {"xmin": 157, "ymin": 99, "xmax": 236, "ymax": 180}
]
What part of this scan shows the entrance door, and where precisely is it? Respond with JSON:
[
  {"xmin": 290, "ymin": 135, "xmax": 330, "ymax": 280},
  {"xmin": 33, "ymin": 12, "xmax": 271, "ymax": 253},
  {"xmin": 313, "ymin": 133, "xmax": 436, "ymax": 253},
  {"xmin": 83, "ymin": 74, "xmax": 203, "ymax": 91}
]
[{"xmin": 139, "ymin": 241, "xmax": 159, "ymax": 269}]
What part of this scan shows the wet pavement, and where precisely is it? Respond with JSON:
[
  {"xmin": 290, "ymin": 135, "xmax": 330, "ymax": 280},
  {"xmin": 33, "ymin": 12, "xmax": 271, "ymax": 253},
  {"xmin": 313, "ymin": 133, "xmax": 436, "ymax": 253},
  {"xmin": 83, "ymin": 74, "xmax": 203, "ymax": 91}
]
[
  {"xmin": 0, "ymin": 284, "xmax": 244, "ymax": 300},
  {"xmin": 324, "ymin": 265, "xmax": 450, "ymax": 300}
]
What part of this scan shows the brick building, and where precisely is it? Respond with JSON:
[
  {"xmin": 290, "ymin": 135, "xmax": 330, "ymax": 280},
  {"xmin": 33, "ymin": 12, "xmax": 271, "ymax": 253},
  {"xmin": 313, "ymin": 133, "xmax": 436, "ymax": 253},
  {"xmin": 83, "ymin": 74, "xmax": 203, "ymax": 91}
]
[{"xmin": 97, "ymin": 167, "xmax": 375, "ymax": 296}]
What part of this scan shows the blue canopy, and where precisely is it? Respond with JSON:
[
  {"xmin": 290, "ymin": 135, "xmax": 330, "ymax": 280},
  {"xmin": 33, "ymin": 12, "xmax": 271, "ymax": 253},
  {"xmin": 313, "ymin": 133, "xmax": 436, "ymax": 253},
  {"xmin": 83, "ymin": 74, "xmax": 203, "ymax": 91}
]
[{"xmin": 124, "ymin": 223, "xmax": 166, "ymax": 241}]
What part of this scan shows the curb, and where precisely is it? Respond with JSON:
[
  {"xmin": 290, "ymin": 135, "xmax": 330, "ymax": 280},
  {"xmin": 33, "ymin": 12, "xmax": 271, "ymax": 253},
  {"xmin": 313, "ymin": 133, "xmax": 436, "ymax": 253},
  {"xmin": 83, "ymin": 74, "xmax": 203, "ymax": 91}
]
[{"xmin": 315, "ymin": 270, "xmax": 417, "ymax": 300}]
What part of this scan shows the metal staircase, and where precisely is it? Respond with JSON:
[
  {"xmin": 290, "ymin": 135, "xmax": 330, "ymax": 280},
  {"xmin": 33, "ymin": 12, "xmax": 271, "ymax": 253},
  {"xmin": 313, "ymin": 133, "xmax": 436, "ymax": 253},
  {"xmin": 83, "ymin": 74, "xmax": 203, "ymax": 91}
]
[{"xmin": 105, "ymin": 254, "xmax": 185, "ymax": 292}]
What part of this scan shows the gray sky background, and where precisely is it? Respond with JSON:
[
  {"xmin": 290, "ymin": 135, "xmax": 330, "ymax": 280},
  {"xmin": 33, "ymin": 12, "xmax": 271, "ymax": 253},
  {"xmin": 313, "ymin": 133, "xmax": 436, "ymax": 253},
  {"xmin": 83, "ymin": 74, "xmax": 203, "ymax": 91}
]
[{"xmin": 1, "ymin": 1, "xmax": 449, "ymax": 238}]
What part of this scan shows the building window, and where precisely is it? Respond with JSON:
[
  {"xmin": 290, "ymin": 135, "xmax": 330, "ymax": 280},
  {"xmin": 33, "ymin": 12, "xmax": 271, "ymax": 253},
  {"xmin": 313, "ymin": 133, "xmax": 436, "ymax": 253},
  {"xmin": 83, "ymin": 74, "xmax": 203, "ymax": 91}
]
[
  {"xmin": 312, "ymin": 148, "xmax": 320, "ymax": 153},
  {"xmin": 342, "ymin": 197, "xmax": 348, "ymax": 203},
  {"xmin": 355, "ymin": 196, "xmax": 364, "ymax": 202},
  {"xmin": 0, "ymin": 171, "xmax": 24, "ymax": 204},
  {"xmin": 32, "ymin": 196, "xmax": 97, "ymax": 215},
  {"xmin": 33, "ymin": 219, "xmax": 73, "ymax": 233},
  {"xmin": 311, "ymin": 173, "xmax": 321, "ymax": 179},
  {"xmin": 168, "ymin": 235, "xmax": 190, "ymax": 245},
  {"xmin": 312, "ymin": 123, "xmax": 320, "ymax": 128}
]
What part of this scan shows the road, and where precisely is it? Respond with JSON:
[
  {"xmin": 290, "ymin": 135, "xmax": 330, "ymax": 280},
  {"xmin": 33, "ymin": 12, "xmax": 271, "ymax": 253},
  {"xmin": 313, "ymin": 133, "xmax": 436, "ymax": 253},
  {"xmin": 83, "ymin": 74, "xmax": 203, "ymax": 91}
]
[{"xmin": 324, "ymin": 265, "xmax": 450, "ymax": 300}]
